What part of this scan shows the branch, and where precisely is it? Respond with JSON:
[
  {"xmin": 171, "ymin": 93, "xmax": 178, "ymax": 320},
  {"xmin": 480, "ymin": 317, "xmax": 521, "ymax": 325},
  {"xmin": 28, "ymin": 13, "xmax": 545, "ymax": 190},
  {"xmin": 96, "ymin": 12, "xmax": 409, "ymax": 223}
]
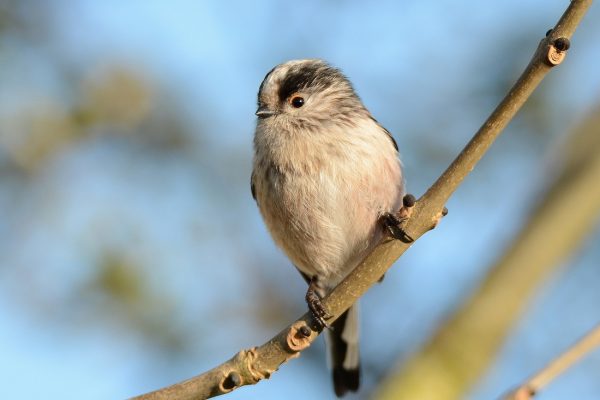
[
  {"xmin": 503, "ymin": 323, "xmax": 600, "ymax": 400},
  {"xmin": 131, "ymin": 1, "xmax": 592, "ymax": 398}
]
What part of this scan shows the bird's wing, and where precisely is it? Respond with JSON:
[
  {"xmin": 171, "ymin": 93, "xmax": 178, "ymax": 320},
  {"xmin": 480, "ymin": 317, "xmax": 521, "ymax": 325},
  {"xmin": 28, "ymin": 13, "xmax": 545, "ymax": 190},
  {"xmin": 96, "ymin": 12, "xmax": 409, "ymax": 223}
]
[{"xmin": 370, "ymin": 116, "xmax": 398, "ymax": 151}]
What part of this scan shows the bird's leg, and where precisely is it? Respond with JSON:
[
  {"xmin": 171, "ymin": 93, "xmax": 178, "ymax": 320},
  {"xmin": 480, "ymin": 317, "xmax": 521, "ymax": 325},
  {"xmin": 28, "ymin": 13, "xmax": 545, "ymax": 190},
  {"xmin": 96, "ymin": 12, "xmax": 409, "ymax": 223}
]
[
  {"xmin": 381, "ymin": 194, "xmax": 417, "ymax": 243},
  {"xmin": 305, "ymin": 277, "xmax": 331, "ymax": 330}
]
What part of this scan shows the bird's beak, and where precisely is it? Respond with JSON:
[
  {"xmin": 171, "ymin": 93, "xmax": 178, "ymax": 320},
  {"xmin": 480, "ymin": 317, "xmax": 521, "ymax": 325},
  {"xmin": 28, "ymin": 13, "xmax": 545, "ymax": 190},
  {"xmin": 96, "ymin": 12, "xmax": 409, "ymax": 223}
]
[{"xmin": 256, "ymin": 105, "xmax": 276, "ymax": 118}]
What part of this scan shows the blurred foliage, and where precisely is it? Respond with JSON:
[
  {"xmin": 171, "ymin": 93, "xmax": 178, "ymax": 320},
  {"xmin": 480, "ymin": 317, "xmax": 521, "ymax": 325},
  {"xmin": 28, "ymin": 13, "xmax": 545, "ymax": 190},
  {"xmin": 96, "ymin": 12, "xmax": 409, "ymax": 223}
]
[
  {"xmin": 87, "ymin": 252, "xmax": 188, "ymax": 352},
  {"xmin": 0, "ymin": 64, "xmax": 193, "ymax": 173},
  {"xmin": 77, "ymin": 67, "xmax": 152, "ymax": 127},
  {"xmin": 0, "ymin": 0, "xmax": 289, "ymax": 363},
  {"xmin": 0, "ymin": 56, "xmax": 197, "ymax": 352}
]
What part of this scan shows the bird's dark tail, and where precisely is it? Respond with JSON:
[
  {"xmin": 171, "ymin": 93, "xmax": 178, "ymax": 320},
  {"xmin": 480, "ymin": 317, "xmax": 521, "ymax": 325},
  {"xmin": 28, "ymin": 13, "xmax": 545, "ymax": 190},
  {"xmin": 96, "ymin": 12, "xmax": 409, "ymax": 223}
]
[{"xmin": 327, "ymin": 303, "xmax": 360, "ymax": 397}]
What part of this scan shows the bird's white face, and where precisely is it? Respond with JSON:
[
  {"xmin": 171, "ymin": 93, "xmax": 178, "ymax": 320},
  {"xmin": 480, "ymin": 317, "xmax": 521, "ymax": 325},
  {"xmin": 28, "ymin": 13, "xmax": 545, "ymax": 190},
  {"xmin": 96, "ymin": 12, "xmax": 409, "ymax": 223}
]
[{"xmin": 255, "ymin": 59, "xmax": 366, "ymax": 130}]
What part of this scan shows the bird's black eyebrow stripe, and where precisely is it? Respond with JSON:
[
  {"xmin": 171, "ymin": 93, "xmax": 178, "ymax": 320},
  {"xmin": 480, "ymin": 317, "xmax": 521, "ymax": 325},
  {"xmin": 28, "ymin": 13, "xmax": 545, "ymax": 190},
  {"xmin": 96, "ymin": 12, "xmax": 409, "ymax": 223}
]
[
  {"xmin": 277, "ymin": 64, "xmax": 341, "ymax": 101},
  {"xmin": 258, "ymin": 66, "xmax": 277, "ymax": 105}
]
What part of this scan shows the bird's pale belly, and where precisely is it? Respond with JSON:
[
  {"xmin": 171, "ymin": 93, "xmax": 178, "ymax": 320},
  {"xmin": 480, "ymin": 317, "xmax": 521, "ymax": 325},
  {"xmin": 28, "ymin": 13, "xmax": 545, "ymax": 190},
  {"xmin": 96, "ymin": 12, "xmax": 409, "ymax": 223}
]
[{"xmin": 258, "ymin": 168, "xmax": 385, "ymax": 286}]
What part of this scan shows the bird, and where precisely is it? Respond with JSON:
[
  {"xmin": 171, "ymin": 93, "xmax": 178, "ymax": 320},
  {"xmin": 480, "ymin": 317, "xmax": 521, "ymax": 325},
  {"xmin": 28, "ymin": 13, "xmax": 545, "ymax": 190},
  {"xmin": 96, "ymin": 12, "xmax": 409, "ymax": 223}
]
[{"xmin": 251, "ymin": 59, "xmax": 406, "ymax": 397}]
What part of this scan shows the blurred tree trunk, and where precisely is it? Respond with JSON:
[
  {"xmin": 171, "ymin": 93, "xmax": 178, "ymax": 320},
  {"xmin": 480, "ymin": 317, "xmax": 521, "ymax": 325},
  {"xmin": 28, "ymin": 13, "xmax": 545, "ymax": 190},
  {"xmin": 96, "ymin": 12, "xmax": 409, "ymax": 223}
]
[{"xmin": 373, "ymin": 104, "xmax": 600, "ymax": 400}]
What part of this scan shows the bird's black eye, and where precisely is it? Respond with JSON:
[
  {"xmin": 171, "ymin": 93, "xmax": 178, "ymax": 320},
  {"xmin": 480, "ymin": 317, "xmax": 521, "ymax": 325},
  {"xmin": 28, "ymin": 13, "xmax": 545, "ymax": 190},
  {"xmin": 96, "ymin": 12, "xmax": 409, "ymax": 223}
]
[{"xmin": 290, "ymin": 96, "xmax": 305, "ymax": 108}]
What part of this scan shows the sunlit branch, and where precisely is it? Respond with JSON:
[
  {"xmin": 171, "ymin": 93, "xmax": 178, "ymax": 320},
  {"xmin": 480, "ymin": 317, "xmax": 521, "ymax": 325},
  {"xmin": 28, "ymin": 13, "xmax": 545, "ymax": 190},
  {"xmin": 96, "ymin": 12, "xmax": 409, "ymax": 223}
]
[{"xmin": 503, "ymin": 323, "xmax": 600, "ymax": 400}]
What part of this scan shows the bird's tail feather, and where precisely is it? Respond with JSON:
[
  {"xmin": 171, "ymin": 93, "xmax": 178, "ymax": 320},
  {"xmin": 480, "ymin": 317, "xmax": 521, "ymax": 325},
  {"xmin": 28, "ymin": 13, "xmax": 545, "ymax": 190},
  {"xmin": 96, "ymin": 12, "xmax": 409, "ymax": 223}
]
[{"xmin": 326, "ymin": 303, "xmax": 360, "ymax": 397}]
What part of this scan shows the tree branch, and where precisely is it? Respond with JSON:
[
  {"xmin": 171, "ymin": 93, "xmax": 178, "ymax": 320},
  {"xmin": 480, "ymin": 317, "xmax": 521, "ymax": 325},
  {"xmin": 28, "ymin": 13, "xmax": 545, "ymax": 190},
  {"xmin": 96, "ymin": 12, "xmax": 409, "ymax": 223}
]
[
  {"xmin": 503, "ymin": 323, "xmax": 600, "ymax": 400},
  {"xmin": 131, "ymin": 1, "xmax": 592, "ymax": 398}
]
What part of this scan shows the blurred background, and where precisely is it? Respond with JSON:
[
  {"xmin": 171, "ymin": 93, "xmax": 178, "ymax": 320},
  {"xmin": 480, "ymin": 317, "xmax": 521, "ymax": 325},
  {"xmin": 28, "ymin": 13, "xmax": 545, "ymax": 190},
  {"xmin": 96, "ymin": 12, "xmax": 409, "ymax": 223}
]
[{"xmin": 0, "ymin": 1, "xmax": 599, "ymax": 399}]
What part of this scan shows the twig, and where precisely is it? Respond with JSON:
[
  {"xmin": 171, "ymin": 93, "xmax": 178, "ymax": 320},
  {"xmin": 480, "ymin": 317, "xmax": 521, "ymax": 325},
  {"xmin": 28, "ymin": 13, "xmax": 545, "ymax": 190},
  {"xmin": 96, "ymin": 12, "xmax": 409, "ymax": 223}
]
[
  {"xmin": 131, "ymin": 1, "xmax": 592, "ymax": 398},
  {"xmin": 503, "ymin": 323, "xmax": 600, "ymax": 400}
]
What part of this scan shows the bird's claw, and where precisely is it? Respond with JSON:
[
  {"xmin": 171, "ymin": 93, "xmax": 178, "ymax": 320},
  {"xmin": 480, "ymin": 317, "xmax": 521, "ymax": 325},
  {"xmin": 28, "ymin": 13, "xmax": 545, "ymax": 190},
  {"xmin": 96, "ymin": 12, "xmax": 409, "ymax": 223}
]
[
  {"xmin": 381, "ymin": 194, "xmax": 417, "ymax": 243},
  {"xmin": 306, "ymin": 282, "xmax": 331, "ymax": 330},
  {"xmin": 382, "ymin": 212, "xmax": 414, "ymax": 243}
]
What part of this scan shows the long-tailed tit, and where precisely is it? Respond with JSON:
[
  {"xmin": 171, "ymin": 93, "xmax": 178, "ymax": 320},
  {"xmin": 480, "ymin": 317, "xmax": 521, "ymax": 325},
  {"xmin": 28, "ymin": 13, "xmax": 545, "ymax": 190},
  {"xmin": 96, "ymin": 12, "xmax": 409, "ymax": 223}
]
[{"xmin": 251, "ymin": 59, "xmax": 408, "ymax": 396}]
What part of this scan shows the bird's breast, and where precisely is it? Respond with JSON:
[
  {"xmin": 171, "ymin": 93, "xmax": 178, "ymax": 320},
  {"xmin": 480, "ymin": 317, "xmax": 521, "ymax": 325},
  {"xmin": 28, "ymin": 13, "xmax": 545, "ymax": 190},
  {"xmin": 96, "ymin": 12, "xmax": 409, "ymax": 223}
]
[{"xmin": 253, "ymin": 121, "xmax": 403, "ymax": 284}]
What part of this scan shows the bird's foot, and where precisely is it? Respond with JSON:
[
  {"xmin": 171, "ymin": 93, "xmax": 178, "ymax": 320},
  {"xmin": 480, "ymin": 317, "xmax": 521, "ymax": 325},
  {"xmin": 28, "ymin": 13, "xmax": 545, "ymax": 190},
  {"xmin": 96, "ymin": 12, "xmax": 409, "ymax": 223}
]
[
  {"xmin": 381, "ymin": 194, "xmax": 416, "ymax": 243},
  {"xmin": 305, "ymin": 278, "xmax": 331, "ymax": 331}
]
